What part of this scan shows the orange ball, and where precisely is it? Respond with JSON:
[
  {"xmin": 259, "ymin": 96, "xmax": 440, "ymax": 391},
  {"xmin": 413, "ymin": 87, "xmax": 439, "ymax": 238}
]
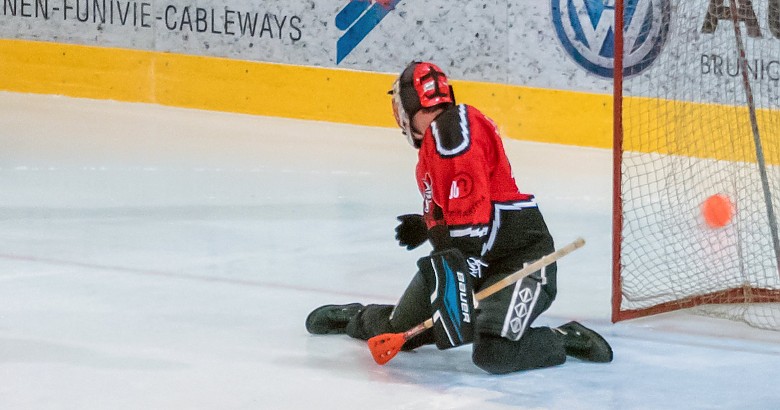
[{"xmin": 702, "ymin": 194, "xmax": 734, "ymax": 228}]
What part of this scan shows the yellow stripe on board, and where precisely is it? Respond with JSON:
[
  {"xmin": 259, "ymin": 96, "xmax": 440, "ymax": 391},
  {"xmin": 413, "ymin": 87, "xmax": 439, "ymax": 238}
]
[
  {"xmin": 454, "ymin": 81, "xmax": 612, "ymax": 147},
  {"xmin": 0, "ymin": 39, "xmax": 612, "ymax": 149},
  {"xmin": 0, "ymin": 39, "xmax": 154, "ymax": 101},
  {"xmin": 623, "ymin": 96, "xmax": 780, "ymax": 165}
]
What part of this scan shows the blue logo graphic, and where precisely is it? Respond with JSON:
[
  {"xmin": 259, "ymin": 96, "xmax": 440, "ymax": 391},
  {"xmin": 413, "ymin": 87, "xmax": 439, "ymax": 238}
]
[
  {"xmin": 441, "ymin": 259, "xmax": 463, "ymax": 340},
  {"xmin": 335, "ymin": 0, "xmax": 400, "ymax": 64},
  {"xmin": 551, "ymin": 0, "xmax": 670, "ymax": 78}
]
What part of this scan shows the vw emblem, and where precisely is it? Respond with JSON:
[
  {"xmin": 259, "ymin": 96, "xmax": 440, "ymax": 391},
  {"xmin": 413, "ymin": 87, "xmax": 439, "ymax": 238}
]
[{"xmin": 551, "ymin": 0, "xmax": 670, "ymax": 78}]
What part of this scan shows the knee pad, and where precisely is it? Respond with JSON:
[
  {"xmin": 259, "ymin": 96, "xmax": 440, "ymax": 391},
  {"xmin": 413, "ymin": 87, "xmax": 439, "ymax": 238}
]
[
  {"xmin": 476, "ymin": 264, "xmax": 554, "ymax": 341},
  {"xmin": 418, "ymin": 248, "xmax": 475, "ymax": 349}
]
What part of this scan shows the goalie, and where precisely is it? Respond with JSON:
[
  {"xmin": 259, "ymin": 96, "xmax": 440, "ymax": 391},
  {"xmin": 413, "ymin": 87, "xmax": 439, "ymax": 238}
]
[{"xmin": 306, "ymin": 61, "xmax": 612, "ymax": 374}]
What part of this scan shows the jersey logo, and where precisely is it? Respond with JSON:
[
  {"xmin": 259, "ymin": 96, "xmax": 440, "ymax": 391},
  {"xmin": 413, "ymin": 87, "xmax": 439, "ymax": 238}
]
[
  {"xmin": 449, "ymin": 174, "xmax": 473, "ymax": 199},
  {"xmin": 467, "ymin": 256, "xmax": 488, "ymax": 279},
  {"xmin": 422, "ymin": 174, "xmax": 433, "ymax": 214},
  {"xmin": 449, "ymin": 180, "xmax": 460, "ymax": 199},
  {"xmin": 550, "ymin": 0, "xmax": 670, "ymax": 78}
]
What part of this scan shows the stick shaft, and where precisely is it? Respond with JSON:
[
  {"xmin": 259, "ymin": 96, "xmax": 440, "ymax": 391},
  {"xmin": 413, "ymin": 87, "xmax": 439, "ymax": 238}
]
[
  {"xmin": 403, "ymin": 318, "xmax": 434, "ymax": 340},
  {"xmin": 476, "ymin": 237, "xmax": 585, "ymax": 300}
]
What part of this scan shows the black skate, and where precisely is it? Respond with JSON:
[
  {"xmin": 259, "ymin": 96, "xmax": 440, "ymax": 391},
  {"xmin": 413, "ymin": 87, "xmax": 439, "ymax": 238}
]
[
  {"xmin": 555, "ymin": 321, "xmax": 613, "ymax": 363},
  {"xmin": 305, "ymin": 303, "xmax": 364, "ymax": 335}
]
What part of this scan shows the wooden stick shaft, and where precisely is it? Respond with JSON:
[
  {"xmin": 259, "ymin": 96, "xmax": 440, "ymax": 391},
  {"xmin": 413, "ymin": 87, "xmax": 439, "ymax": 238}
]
[
  {"xmin": 403, "ymin": 318, "xmax": 434, "ymax": 340},
  {"xmin": 475, "ymin": 237, "xmax": 586, "ymax": 300}
]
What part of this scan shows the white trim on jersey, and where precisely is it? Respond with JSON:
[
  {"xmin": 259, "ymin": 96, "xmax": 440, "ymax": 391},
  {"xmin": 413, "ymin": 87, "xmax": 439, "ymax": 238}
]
[
  {"xmin": 458, "ymin": 104, "xmax": 470, "ymax": 144},
  {"xmin": 431, "ymin": 104, "xmax": 470, "ymax": 156},
  {"xmin": 449, "ymin": 226, "xmax": 489, "ymax": 238},
  {"xmin": 482, "ymin": 200, "xmax": 538, "ymax": 255}
]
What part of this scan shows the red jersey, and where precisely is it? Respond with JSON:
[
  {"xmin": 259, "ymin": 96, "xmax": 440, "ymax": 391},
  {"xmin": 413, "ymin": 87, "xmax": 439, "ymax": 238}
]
[{"xmin": 416, "ymin": 104, "xmax": 532, "ymax": 231}]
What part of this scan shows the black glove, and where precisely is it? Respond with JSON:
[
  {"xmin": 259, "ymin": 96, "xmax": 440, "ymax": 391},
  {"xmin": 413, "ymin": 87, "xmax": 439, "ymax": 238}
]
[{"xmin": 395, "ymin": 214, "xmax": 428, "ymax": 250}]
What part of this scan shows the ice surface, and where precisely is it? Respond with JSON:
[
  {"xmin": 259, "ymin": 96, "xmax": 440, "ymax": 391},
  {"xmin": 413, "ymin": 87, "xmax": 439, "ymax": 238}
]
[{"xmin": 0, "ymin": 92, "xmax": 778, "ymax": 409}]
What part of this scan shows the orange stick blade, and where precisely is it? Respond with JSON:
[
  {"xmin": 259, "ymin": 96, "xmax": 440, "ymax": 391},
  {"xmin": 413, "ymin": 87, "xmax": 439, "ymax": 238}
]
[{"xmin": 367, "ymin": 332, "xmax": 406, "ymax": 365}]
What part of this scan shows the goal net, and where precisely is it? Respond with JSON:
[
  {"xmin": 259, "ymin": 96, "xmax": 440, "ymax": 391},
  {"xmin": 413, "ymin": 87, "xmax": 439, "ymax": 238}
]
[{"xmin": 613, "ymin": 0, "xmax": 780, "ymax": 330}]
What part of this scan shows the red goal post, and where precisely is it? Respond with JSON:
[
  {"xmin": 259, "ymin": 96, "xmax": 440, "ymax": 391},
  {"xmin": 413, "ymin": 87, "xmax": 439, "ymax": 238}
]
[{"xmin": 612, "ymin": 0, "xmax": 780, "ymax": 330}]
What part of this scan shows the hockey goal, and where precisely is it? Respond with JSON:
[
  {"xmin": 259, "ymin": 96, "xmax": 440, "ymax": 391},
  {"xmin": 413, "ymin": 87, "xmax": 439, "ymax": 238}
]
[{"xmin": 612, "ymin": 0, "xmax": 780, "ymax": 330}]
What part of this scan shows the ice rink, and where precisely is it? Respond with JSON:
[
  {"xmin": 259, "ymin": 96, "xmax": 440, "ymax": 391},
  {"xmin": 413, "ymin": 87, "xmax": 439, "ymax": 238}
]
[{"xmin": 1, "ymin": 92, "xmax": 779, "ymax": 409}]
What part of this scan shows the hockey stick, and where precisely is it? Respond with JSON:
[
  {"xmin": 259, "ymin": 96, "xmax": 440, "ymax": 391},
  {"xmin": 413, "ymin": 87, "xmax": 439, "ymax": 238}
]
[
  {"xmin": 367, "ymin": 237, "xmax": 586, "ymax": 365},
  {"xmin": 728, "ymin": 7, "xmax": 780, "ymax": 275}
]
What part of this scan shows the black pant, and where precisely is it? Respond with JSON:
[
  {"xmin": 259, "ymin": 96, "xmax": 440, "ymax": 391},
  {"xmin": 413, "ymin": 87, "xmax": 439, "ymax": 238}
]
[
  {"xmin": 346, "ymin": 263, "xmax": 565, "ymax": 373},
  {"xmin": 346, "ymin": 270, "xmax": 436, "ymax": 350},
  {"xmin": 346, "ymin": 206, "xmax": 566, "ymax": 373}
]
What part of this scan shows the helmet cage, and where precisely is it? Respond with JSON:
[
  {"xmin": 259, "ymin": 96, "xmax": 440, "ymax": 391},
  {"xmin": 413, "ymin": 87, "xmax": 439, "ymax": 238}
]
[{"xmin": 391, "ymin": 77, "xmax": 415, "ymax": 147}]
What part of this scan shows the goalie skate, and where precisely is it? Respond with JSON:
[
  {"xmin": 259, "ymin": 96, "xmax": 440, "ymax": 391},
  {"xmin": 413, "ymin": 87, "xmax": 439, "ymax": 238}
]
[
  {"xmin": 305, "ymin": 303, "xmax": 364, "ymax": 335},
  {"xmin": 555, "ymin": 321, "xmax": 613, "ymax": 363}
]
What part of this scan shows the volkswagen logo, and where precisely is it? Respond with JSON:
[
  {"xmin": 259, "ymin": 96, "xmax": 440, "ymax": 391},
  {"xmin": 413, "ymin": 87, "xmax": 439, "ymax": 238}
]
[{"xmin": 551, "ymin": 0, "xmax": 670, "ymax": 78}]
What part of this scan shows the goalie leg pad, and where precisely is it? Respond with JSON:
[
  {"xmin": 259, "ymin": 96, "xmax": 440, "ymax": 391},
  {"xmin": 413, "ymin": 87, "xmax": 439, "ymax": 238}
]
[
  {"xmin": 476, "ymin": 261, "xmax": 557, "ymax": 341},
  {"xmin": 418, "ymin": 248, "xmax": 475, "ymax": 349}
]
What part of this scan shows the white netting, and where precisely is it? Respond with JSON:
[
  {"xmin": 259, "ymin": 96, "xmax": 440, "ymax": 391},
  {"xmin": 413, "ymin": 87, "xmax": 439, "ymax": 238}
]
[{"xmin": 617, "ymin": 0, "xmax": 780, "ymax": 330}]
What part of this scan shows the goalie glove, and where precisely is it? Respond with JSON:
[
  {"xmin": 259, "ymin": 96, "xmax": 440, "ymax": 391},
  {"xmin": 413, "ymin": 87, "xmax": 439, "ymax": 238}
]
[
  {"xmin": 395, "ymin": 214, "xmax": 428, "ymax": 250},
  {"xmin": 418, "ymin": 247, "xmax": 475, "ymax": 349}
]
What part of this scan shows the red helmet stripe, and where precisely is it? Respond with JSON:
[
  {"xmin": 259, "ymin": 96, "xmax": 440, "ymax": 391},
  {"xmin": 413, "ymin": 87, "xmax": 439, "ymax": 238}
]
[{"xmin": 412, "ymin": 63, "xmax": 453, "ymax": 108}]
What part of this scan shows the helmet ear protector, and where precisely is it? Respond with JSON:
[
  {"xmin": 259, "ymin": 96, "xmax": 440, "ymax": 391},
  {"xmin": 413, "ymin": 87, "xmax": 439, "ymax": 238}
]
[{"xmin": 389, "ymin": 61, "xmax": 455, "ymax": 147}]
